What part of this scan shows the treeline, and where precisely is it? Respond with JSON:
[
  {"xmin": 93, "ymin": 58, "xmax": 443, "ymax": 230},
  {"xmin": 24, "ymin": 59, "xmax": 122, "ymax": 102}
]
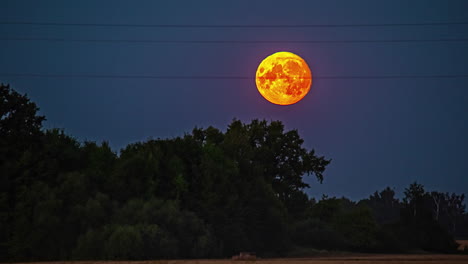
[{"xmin": 0, "ymin": 84, "xmax": 466, "ymax": 261}]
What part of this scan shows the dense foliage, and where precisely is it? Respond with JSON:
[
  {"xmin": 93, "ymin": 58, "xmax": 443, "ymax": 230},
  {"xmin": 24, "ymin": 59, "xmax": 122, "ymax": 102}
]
[{"xmin": 0, "ymin": 84, "xmax": 466, "ymax": 261}]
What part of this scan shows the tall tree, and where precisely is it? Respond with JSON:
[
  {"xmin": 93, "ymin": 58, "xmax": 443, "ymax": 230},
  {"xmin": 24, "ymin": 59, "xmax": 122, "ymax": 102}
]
[
  {"xmin": 403, "ymin": 182, "xmax": 426, "ymax": 218},
  {"xmin": 359, "ymin": 187, "xmax": 401, "ymax": 224},
  {"xmin": 0, "ymin": 84, "xmax": 45, "ymax": 260}
]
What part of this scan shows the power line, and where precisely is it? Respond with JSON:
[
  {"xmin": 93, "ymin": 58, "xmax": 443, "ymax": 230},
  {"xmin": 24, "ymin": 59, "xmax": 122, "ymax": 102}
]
[
  {"xmin": 1, "ymin": 73, "xmax": 468, "ymax": 80},
  {"xmin": 2, "ymin": 37, "xmax": 468, "ymax": 44},
  {"xmin": 2, "ymin": 21, "xmax": 468, "ymax": 28}
]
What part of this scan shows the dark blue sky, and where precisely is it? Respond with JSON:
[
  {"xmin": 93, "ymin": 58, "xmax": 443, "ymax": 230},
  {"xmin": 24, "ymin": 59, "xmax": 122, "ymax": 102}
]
[{"xmin": 2, "ymin": 0, "xmax": 467, "ymax": 200}]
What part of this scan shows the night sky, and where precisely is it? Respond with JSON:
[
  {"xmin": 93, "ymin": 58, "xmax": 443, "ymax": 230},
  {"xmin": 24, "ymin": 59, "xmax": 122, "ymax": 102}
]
[{"xmin": 1, "ymin": 0, "xmax": 467, "ymax": 200}]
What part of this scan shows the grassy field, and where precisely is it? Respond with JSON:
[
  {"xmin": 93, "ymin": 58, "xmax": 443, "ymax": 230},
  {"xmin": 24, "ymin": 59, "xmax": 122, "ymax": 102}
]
[{"xmin": 7, "ymin": 255, "xmax": 468, "ymax": 264}]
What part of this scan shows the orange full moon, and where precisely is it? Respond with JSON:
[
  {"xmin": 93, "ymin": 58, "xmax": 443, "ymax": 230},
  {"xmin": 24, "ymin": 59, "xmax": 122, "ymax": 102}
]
[{"xmin": 255, "ymin": 51, "xmax": 312, "ymax": 105}]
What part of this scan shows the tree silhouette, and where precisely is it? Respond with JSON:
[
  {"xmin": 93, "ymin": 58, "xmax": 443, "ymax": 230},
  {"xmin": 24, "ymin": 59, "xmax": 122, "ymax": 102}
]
[
  {"xmin": 0, "ymin": 84, "xmax": 464, "ymax": 260},
  {"xmin": 359, "ymin": 187, "xmax": 401, "ymax": 224},
  {"xmin": 1, "ymin": 84, "xmax": 46, "ymax": 259}
]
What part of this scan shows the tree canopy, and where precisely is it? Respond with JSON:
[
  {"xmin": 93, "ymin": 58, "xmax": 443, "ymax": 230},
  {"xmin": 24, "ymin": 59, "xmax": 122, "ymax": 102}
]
[{"xmin": 0, "ymin": 84, "xmax": 466, "ymax": 261}]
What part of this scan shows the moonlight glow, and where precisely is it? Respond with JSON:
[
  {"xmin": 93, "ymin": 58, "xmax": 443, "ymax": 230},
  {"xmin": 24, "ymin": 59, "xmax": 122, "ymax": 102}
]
[{"xmin": 255, "ymin": 51, "xmax": 312, "ymax": 105}]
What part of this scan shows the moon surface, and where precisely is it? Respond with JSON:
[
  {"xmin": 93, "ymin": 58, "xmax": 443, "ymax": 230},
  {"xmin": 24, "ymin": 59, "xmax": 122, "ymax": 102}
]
[{"xmin": 255, "ymin": 51, "xmax": 312, "ymax": 105}]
